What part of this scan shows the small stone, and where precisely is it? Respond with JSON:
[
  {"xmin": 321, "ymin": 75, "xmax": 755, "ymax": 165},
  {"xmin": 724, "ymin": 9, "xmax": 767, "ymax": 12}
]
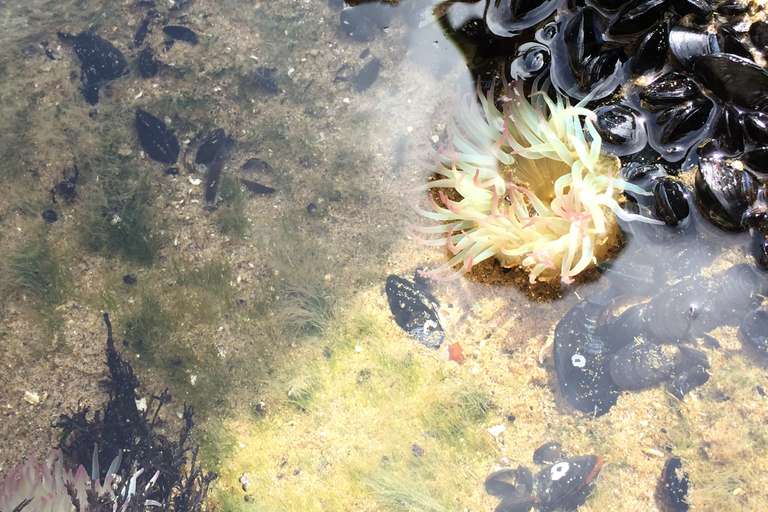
[
  {"xmin": 306, "ymin": 203, "xmax": 318, "ymax": 214},
  {"xmin": 171, "ymin": 356, "xmax": 183, "ymax": 366},
  {"xmin": 411, "ymin": 444, "xmax": 425, "ymax": 457}
]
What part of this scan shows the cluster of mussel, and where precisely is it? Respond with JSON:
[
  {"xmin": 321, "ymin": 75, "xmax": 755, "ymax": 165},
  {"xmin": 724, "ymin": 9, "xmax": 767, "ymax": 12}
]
[{"xmin": 484, "ymin": 443, "xmax": 603, "ymax": 512}]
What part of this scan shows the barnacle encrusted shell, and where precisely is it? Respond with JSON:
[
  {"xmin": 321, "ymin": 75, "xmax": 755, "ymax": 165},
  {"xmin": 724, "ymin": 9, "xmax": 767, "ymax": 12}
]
[{"xmin": 412, "ymin": 78, "xmax": 654, "ymax": 284}]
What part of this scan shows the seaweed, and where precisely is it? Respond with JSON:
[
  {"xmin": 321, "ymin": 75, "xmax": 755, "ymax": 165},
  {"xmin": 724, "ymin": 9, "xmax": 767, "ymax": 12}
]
[{"xmin": 54, "ymin": 313, "xmax": 215, "ymax": 512}]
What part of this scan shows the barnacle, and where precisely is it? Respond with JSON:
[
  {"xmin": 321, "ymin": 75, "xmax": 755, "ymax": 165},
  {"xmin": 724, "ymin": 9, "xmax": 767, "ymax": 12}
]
[{"xmin": 412, "ymin": 78, "xmax": 657, "ymax": 284}]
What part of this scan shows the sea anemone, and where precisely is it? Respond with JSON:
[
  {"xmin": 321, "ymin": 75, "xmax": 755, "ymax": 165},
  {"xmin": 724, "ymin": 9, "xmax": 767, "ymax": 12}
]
[
  {"xmin": 0, "ymin": 448, "xmax": 160, "ymax": 512},
  {"xmin": 412, "ymin": 78, "xmax": 658, "ymax": 284}
]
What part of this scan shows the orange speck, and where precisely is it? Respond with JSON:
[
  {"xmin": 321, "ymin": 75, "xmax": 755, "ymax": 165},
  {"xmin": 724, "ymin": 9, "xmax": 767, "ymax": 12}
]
[{"xmin": 448, "ymin": 342, "xmax": 464, "ymax": 363}]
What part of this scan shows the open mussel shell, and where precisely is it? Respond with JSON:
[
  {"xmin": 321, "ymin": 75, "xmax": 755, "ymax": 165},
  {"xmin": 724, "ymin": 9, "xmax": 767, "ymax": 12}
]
[
  {"xmin": 535, "ymin": 456, "xmax": 603, "ymax": 512},
  {"xmin": 593, "ymin": 104, "xmax": 647, "ymax": 156},
  {"xmin": 485, "ymin": 466, "xmax": 534, "ymax": 497},
  {"xmin": 694, "ymin": 156, "xmax": 757, "ymax": 232},
  {"xmin": 693, "ymin": 53, "xmax": 768, "ymax": 110},
  {"xmin": 659, "ymin": 457, "xmax": 689, "ymax": 512}
]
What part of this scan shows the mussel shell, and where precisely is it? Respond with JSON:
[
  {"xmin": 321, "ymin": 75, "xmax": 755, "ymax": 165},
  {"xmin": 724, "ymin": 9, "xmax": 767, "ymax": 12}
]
[
  {"xmin": 609, "ymin": 340, "xmax": 677, "ymax": 391},
  {"xmin": 749, "ymin": 20, "xmax": 768, "ymax": 53},
  {"xmin": 643, "ymin": 278, "xmax": 710, "ymax": 343},
  {"xmin": 719, "ymin": 26, "xmax": 754, "ymax": 61},
  {"xmin": 669, "ymin": 25, "xmax": 719, "ymax": 71},
  {"xmin": 535, "ymin": 455, "xmax": 603, "ymax": 512},
  {"xmin": 694, "ymin": 53, "xmax": 768, "ymax": 110},
  {"xmin": 135, "ymin": 109, "xmax": 180, "ymax": 164},
  {"xmin": 694, "ymin": 156, "xmax": 757, "ymax": 232},
  {"xmin": 742, "ymin": 148, "xmax": 768, "ymax": 177},
  {"xmin": 712, "ymin": 104, "xmax": 744, "ymax": 154},
  {"xmin": 196, "ymin": 128, "xmax": 228, "ymax": 165},
  {"xmin": 668, "ymin": 347, "xmax": 710, "ymax": 399},
  {"xmin": 741, "ymin": 308, "xmax": 768, "ymax": 354},
  {"xmin": 639, "ymin": 72, "xmax": 701, "ymax": 111},
  {"xmin": 670, "ymin": 0, "xmax": 714, "ymax": 23},
  {"xmin": 742, "ymin": 112, "xmax": 768, "ymax": 145},
  {"xmin": 485, "ymin": 467, "xmax": 533, "ymax": 497},
  {"xmin": 660, "ymin": 457, "xmax": 690, "ymax": 512},
  {"xmin": 631, "ymin": 22, "xmax": 668, "ymax": 76},
  {"xmin": 533, "ymin": 442, "xmax": 563, "ymax": 465},
  {"xmin": 718, "ymin": 1, "xmax": 749, "ymax": 16},
  {"xmin": 593, "ymin": 104, "xmax": 647, "ymax": 155},
  {"xmin": 385, "ymin": 275, "xmax": 444, "ymax": 348},
  {"xmin": 608, "ymin": 0, "xmax": 667, "ymax": 38},
  {"xmin": 744, "ymin": 187, "xmax": 768, "ymax": 233},
  {"xmin": 658, "ymin": 98, "xmax": 714, "ymax": 145},
  {"xmin": 553, "ymin": 296, "xmax": 622, "ymax": 416},
  {"xmin": 653, "ymin": 177, "xmax": 690, "ymax": 227}
]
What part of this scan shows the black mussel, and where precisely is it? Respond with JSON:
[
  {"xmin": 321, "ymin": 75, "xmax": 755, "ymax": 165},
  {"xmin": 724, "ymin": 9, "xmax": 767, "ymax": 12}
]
[
  {"xmin": 123, "ymin": 274, "xmax": 137, "ymax": 285},
  {"xmin": 42, "ymin": 210, "xmax": 58, "ymax": 223},
  {"xmin": 385, "ymin": 275, "xmax": 444, "ymax": 348},
  {"xmin": 658, "ymin": 98, "xmax": 714, "ymax": 145},
  {"xmin": 719, "ymin": 27, "xmax": 753, "ymax": 61},
  {"xmin": 252, "ymin": 66, "xmax": 280, "ymax": 94},
  {"xmin": 640, "ymin": 72, "xmax": 701, "ymax": 111},
  {"xmin": 73, "ymin": 32, "xmax": 129, "ymax": 83},
  {"xmin": 353, "ymin": 57, "xmax": 381, "ymax": 92},
  {"xmin": 694, "ymin": 156, "xmax": 757, "ymax": 231},
  {"xmin": 495, "ymin": 494, "xmax": 541, "ymax": 512},
  {"xmin": 669, "ymin": 357, "xmax": 709, "ymax": 399},
  {"xmin": 715, "ymin": 264, "xmax": 767, "ymax": 316},
  {"xmin": 621, "ymin": 162, "xmax": 667, "ymax": 182},
  {"xmin": 593, "ymin": 104, "xmax": 647, "ymax": 156},
  {"xmin": 535, "ymin": 456, "xmax": 603, "ymax": 512},
  {"xmin": 553, "ymin": 295, "xmax": 622, "ymax": 416},
  {"xmin": 742, "ymin": 148, "xmax": 768, "ymax": 177},
  {"xmin": 669, "ymin": 26, "xmax": 719, "ymax": 71},
  {"xmin": 712, "ymin": 104, "xmax": 744, "ymax": 154},
  {"xmin": 750, "ymin": 21, "xmax": 768, "ymax": 53},
  {"xmin": 582, "ymin": 49, "xmax": 626, "ymax": 91},
  {"xmin": 138, "ymin": 48, "xmax": 159, "ymax": 78},
  {"xmin": 563, "ymin": 7, "xmax": 607, "ymax": 81},
  {"xmin": 52, "ymin": 166, "xmax": 79, "ymax": 203},
  {"xmin": 717, "ymin": 1, "xmax": 748, "ymax": 16},
  {"xmin": 643, "ymin": 278, "xmax": 711, "ymax": 344},
  {"xmin": 741, "ymin": 308, "xmax": 768, "ymax": 354},
  {"xmin": 600, "ymin": 301, "xmax": 651, "ymax": 347},
  {"xmin": 660, "ymin": 457, "xmax": 689, "ymax": 512},
  {"xmin": 609, "ymin": 340, "xmax": 677, "ymax": 391},
  {"xmin": 485, "ymin": 466, "xmax": 534, "ymax": 497},
  {"xmin": 196, "ymin": 129, "xmax": 228, "ymax": 165},
  {"xmin": 485, "ymin": 0, "xmax": 561, "ymax": 36},
  {"xmin": 670, "ymin": 0, "xmax": 713, "ymax": 24},
  {"xmin": 162, "ymin": 26, "xmax": 199, "ymax": 45},
  {"xmin": 242, "ymin": 158, "xmax": 274, "ymax": 173},
  {"xmin": 653, "ymin": 177, "xmax": 690, "ymax": 227},
  {"xmin": 533, "ymin": 442, "xmax": 562, "ymax": 465},
  {"xmin": 240, "ymin": 179, "xmax": 276, "ymax": 195},
  {"xmin": 134, "ymin": 17, "xmax": 151, "ymax": 47},
  {"xmin": 742, "ymin": 112, "xmax": 768, "ymax": 145},
  {"xmin": 592, "ymin": 0, "xmax": 632, "ymax": 11},
  {"xmin": 744, "ymin": 187, "xmax": 768, "ymax": 233},
  {"xmin": 608, "ymin": 0, "xmax": 667, "ymax": 38},
  {"xmin": 135, "ymin": 109, "xmax": 180, "ymax": 164},
  {"xmin": 694, "ymin": 53, "xmax": 768, "ymax": 110},
  {"xmin": 631, "ymin": 23, "xmax": 668, "ymax": 76}
]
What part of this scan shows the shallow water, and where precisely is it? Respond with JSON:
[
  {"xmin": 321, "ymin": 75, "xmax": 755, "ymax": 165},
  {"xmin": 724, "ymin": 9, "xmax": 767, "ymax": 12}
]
[{"xmin": 1, "ymin": 1, "xmax": 768, "ymax": 511}]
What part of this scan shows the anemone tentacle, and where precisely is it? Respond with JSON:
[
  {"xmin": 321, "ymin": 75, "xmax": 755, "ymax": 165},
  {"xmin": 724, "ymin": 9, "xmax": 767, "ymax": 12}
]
[{"xmin": 413, "ymin": 79, "xmax": 661, "ymax": 283}]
